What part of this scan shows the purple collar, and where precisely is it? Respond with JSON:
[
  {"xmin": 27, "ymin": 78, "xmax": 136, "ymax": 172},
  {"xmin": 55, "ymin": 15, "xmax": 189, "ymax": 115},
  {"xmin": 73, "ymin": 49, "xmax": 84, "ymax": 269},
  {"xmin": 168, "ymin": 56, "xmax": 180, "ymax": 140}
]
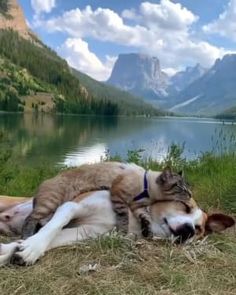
[{"xmin": 133, "ymin": 171, "xmax": 150, "ymax": 202}]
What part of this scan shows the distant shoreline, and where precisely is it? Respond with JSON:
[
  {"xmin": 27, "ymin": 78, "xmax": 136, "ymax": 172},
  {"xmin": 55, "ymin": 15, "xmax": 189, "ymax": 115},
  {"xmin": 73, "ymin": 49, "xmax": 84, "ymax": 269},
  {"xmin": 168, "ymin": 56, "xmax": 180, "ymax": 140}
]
[{"xmin": 0, "ymin": 111, "xmax": 235, "ymax": 123}]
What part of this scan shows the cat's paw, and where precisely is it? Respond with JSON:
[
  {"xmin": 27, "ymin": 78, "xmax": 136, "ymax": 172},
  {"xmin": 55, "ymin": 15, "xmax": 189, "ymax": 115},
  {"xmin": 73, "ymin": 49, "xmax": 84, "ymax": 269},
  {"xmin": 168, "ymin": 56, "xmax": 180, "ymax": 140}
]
[{"xmin": 140, "ymin": 217, "xmax": 153, "ymax": 238}]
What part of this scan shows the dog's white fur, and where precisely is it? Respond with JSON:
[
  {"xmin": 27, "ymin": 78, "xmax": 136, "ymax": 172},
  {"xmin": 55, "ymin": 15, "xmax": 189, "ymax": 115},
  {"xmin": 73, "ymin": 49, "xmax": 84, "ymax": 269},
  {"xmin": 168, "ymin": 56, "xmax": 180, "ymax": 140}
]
[
  {"xmin": 0, "ymin": 190, "xmax": 207, "ymax": 266},
  {"xmin": 0, "ymin": 191, "xmax": 115, "ymax": 265}
]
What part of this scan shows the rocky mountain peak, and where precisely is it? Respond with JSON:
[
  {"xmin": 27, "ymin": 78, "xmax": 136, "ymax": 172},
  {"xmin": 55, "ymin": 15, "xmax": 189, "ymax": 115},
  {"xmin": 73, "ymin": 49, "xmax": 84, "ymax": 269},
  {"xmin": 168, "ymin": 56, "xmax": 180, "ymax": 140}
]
[
  {"xmin": 169, "ymin": 63, "xmax": 207, "ymax": 93},
  {"xmin": 213, "ymin": 54, "xmax": 236, "ymax": 70},
  {"xmin": 167, "ymin": 53, "xmax": 236, "ymax": 115},
  {"xmin": 107, "ymin": 53, "xmax": 168, "ymax": 104},
  {"xmin": 0, "ymin": 0, "xmax": 36, "ymax": 41}
]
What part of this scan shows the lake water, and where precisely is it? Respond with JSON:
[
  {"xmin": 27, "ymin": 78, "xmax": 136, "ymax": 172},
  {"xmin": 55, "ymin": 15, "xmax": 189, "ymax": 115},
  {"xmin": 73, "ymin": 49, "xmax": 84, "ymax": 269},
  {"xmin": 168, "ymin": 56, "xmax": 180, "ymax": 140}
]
[{"xmin": 0, "ymin": 114, "xmax": 235, "ymax": 167}]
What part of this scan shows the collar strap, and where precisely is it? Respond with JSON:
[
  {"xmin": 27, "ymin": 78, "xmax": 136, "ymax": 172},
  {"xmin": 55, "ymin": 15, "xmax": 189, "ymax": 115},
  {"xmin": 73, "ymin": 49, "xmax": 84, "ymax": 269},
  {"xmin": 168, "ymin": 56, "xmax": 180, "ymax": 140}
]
[{"xmin": 133, "ymin": 171, "xmax": 150, "ymax": 202}]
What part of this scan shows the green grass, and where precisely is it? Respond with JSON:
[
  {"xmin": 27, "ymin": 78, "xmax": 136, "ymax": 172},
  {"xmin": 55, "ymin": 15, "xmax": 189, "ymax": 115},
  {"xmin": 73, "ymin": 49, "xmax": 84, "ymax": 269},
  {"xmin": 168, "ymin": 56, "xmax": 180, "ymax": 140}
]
[{"xmin": 0, "ymin": 144, "xmax": 235, "ymax": 294}]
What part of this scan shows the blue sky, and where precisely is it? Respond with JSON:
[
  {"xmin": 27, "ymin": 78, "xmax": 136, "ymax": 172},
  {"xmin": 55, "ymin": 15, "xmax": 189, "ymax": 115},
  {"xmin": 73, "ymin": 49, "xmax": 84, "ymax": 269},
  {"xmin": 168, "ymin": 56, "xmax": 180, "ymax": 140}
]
[{"xmin": 19, "ymin": 0, "xmax": 236, "ymax": 80}]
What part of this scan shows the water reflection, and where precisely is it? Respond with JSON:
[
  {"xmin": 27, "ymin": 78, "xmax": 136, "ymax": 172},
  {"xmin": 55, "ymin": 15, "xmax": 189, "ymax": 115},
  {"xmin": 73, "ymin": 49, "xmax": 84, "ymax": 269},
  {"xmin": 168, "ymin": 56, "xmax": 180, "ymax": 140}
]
[
  {"xmin": 62, "ymin": 143, "xmax": 107, "ymax": 166},
  {"xmin": 0, "ymin": 114, "xmax": 235, "ymax": 167}
]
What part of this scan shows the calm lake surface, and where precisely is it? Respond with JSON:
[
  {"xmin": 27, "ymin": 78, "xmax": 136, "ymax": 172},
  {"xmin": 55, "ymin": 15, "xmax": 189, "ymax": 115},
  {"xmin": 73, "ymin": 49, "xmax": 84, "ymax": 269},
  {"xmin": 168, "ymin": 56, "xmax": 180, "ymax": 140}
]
[{"xmin": 0, "ymin": 114, "xmax": 235, "ymax": 167}]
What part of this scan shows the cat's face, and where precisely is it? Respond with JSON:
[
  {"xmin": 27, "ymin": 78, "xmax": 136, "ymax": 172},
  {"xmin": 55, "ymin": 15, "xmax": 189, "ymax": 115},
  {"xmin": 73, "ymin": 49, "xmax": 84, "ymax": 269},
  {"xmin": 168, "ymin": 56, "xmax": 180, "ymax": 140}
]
[{"xmin": 156, "ymin": 168, "xmax": 192, "ymax": 201}]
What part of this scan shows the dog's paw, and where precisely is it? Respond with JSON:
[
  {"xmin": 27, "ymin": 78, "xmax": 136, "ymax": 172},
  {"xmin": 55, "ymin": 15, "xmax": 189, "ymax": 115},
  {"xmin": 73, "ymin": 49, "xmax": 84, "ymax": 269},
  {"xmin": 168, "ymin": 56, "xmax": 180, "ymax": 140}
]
[
  {"xmin": 0, "ymin": 242, "xmax": 21, "ymax": 266},
  {"xmin": 10, "ymin": 252, "xmax": 27, "ymax": 266},
  {"xmin": 11, "ymin": 235, "xmax": 47, "ymax": 266}
]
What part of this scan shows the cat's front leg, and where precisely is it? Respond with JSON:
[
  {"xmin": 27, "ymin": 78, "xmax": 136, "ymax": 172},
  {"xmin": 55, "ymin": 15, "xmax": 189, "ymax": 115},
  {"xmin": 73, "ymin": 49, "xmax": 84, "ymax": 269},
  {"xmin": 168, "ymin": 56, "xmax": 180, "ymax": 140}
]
[{"xmin": 133, "ymin": 207, "xmax": 153, "ymax": 238}]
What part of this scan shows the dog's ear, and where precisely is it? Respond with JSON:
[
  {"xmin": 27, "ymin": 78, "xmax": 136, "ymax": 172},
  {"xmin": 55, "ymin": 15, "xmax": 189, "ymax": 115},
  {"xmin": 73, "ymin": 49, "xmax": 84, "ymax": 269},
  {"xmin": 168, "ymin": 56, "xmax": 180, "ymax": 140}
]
[
  {"xmin": 205, "ymin": 213, "xmax": 235, "ymax": 233},
  {"xmin": 156, "ymin": 167, "xmax": 172, "ymax": 184}
]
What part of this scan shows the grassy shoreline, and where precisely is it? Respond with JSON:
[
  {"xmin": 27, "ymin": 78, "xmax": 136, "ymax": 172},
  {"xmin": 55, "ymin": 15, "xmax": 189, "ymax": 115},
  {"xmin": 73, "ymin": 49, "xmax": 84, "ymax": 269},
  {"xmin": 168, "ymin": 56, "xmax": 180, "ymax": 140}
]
[
  {"xmin": 1, "ymin": 143, "xmax": 235, "ymax": 214},
  {"xmin": 0, "ymin": 147, "xmax": 235, "ymax": 294}
]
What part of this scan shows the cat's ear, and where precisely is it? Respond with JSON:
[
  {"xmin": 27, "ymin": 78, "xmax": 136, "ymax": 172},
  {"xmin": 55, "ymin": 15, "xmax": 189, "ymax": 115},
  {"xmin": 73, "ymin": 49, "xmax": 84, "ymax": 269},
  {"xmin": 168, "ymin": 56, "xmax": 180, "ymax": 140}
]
[{"xmin": 157, "ymin": 167, "xmax": 172, "ymax": 184}]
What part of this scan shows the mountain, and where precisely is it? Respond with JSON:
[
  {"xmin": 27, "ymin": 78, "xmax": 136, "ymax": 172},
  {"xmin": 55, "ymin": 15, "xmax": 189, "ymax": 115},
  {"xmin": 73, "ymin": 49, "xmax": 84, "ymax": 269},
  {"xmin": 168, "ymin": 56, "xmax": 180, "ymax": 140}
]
[
  {"xmin": 0, "ymin": 1, "xmax": 160, "ymax": 116},
  {"xmin": 168, "ymin": 64, "xmax": 207, "ymax": 94},
  {"xmin": 169, "ymin": 55, "xmax": 236, "ymax": 115},
  {"xmin": 107, "ymin": 53, "xmax": 208, "ymax": 109},
  {"xmin": 0, "ymin": 0, "xmax": 36, "ymax": 41},
  {"xmin": 0, "ymin": 29, "xmax": 118, "ymax": 115},
  {"xmin": 72, "ymin": 69, "xmax": 162, "ymax": 115},
  {"xmin": 107, "ymin": 53, "xmax": 169, "ymax": 106}
]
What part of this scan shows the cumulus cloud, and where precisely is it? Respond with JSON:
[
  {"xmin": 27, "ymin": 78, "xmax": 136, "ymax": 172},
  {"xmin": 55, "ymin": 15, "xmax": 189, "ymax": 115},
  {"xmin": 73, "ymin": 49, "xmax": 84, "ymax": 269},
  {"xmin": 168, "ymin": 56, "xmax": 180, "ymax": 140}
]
[
  {"xmin": 139, "ymin": 0, "xmax": 198, "ymax": 31},
  {"xmin": 203, "ymin": 0, "xmax": 236, "ymax": 41},
  {"xmin": 34, "ymin": 0, "xmax": 231, "ymax": 79},
  {"xmin": 121, "ymin": 8, "xmax": 137, "ymax": 20},
  {"xmin": 58, "ymin": 38, "xmax": 116, "ymax": 81},
  {"xmin": 163, "ymin": 67, "xmax": 180, "ymax": 77},
  {"xmin": 31, "ymin": 0, "xmax": 56, "ymax": 15},
  {"xmin": 43, "ymin": 5, "xmax": 162, "ymax": 49}
]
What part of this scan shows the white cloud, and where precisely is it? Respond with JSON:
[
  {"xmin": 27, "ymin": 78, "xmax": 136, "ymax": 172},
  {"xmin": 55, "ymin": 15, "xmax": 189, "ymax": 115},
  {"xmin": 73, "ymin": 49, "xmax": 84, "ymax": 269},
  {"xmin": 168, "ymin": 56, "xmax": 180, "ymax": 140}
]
[
  {"xmin": 31, "ymin": 0, "xmax": 56, "ymax": 15},
  {"xmin": 163, "ymin": 67, "xmax": 180, "ymax": 77},
  {"xmin": 25, "ymin": 18, "xmax": 31, "ymax": 28},
  {"xmin": 121, "ymin": 8, "xmax": 137, "ymax": 20},
  {"xmin": 58, "ymin": 38, "xmax": 116, "ymax": 81},
  {"xmin": 35, "ymin": 0, "xmax": 232, "ymax": 78},
  {"xmin": 203, "ymin": 0, "xmax": 236, "ymax": 41},
  {"xmin": 139, "ymin": 0, "xmax": 198, "ymax": 31},
  {"xmin": 121, "ymin": 0, "xmax": 197, "ymax": 30},
  {"xmin": 43, "ymin": 5, "xmax": 161, "ymax": 49}
]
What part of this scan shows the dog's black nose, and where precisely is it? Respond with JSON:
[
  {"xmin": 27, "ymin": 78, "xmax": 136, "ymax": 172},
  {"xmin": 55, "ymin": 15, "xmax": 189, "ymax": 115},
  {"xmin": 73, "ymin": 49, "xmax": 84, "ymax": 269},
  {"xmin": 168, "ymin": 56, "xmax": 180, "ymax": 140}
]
[{"xmin": 174, "ymin": 223, "xmax": 195, "ymax": 243}]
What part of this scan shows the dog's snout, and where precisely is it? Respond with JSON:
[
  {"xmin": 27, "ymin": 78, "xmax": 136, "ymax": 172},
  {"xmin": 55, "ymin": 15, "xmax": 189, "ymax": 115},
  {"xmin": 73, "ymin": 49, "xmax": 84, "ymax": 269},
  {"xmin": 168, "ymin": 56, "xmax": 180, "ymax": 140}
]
[{"xmin": 174, "ymin": 223, "xmax": 195, "ymax": 243}]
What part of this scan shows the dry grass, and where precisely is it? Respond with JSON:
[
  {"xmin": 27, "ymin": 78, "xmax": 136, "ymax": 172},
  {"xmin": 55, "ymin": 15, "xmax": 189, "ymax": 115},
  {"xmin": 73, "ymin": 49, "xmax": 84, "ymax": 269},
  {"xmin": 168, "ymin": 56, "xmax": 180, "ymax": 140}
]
[
  {"xmin": 0, "ymin": 148, "xmax": 235, "ymax": 294},
  {"xmin": 0, "ymin": 230, "xmax": 235, "ymax": 295}
]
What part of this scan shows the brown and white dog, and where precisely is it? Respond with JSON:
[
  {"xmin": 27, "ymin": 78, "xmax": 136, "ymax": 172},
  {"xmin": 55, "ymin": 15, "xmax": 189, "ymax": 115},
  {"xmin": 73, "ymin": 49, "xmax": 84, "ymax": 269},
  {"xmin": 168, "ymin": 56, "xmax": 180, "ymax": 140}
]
[{"xmin": 0, "ymin": 192, "xmax": 234, "ymax": 266}]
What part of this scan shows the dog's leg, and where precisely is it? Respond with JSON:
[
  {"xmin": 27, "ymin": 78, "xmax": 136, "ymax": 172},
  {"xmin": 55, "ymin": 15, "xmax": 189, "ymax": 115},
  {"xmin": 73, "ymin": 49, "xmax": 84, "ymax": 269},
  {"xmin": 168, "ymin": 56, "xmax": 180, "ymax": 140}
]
[
  {"xmin": 48, "ymin": 225, "xmax": 111, "ymax": 250},
  {"xmin": 0, "ymin": 196, "xmax": 29, "ymax": 213},
  {"xmin": 0, "ymin": 242, "xmax": 21, "ymax": 266},
  {"xmin": 11, "ymin": 201, "xmax": 88, "ymax": 266}
]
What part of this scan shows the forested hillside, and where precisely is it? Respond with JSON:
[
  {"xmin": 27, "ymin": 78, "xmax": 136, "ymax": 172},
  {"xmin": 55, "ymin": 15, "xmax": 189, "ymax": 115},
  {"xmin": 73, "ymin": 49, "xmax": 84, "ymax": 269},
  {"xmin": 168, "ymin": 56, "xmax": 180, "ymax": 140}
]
[
  {"xmin": 216, "ymin": 106, "xmax": 236, "ymax": 120},
  {"xmin": 73, "ymin": 69, "xmax": 162, "ymax": 115},
  {"xmin": 0, "ymin": 29, "xmax": 160, "ymax": 115},
  {"xmin": 0, "ymin": 0, "xmax": 9, "ymax": 16},
  {"xmin": 0, "ymin": 57, "xmax": 46, "ymax": 111}
]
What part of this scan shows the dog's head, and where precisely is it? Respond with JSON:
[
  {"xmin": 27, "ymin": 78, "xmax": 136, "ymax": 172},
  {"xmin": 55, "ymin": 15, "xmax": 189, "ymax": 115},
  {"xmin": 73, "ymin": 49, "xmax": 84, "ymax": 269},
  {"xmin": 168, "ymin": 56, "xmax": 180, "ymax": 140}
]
[
  {"xmin": 0, "ymin": 200, "xmax": 32, "ymax": 236},
  {"xmin": 150, "ymin": 198, "xmax": 235, "ymax": 243}
]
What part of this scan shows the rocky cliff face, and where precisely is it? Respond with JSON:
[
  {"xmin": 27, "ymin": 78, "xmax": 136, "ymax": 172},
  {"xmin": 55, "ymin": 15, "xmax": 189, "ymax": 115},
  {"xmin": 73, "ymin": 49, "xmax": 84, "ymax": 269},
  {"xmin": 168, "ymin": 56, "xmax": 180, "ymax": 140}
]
[
  {"xmin": 169, "ymin": 64, "xmax": 207, "ymax": 93},
  {"xmin": 0, "ymin": 0, "xmax": 35, "ymax": 40},
  {"xmin": 168, "ymin": 54, "xmax": 236, "ymax": 115},
  {"xmin": 107, "ymin": 53, "xmax": 169, "ymax": 105},
  {"xmin": 107, "ymin": 54, "xmax": 207, "ymax": 107}
]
